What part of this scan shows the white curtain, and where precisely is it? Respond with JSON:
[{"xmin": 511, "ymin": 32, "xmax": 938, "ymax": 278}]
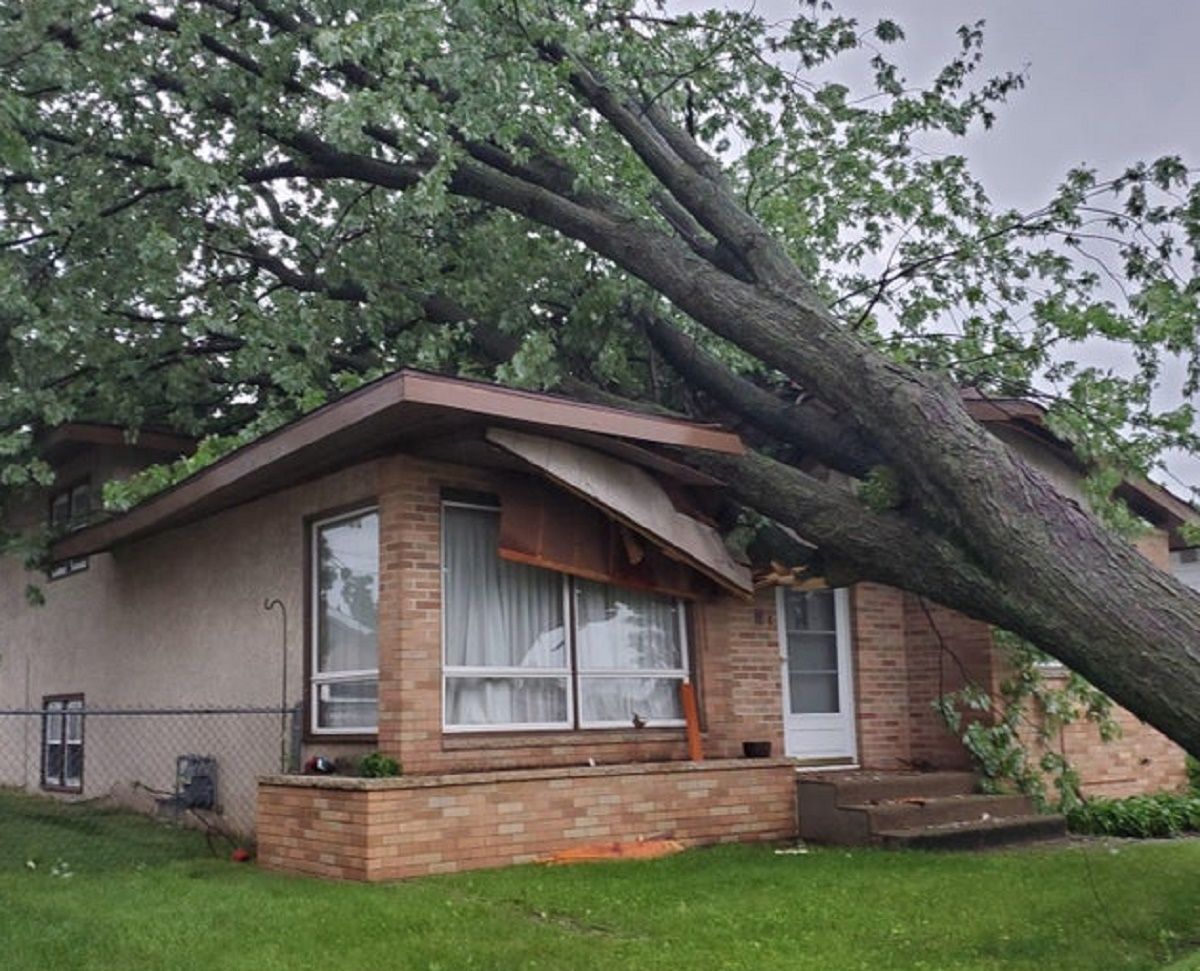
[
  {"xmin": 575, "ymin": 580, "xmax": 684, "ymax": 725},
  {"xmin": 444, "ymin": 506, "xmax": 567, "ymax": 726},
  {"xmin": 575, "ymin": 580, "xmax": 682, "ymax": 670}
]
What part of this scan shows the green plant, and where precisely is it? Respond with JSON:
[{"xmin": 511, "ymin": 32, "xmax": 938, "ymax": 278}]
[
  {"xmin": 1066, "ymin": 793, "xmax": 1200, "ymax": 838},
  {"xmin": 357, "ymin": 752, "xmax": 401, "ymax": 779},
  {"xmin": 935, "ymin": 629, "xmax": 1118, "ymax": 811},
  {"xmin": 1186, "ymin": 755, "xmax": 1200, "ymax": 794}
]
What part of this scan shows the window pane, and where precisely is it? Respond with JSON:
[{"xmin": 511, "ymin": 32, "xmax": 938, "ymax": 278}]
[
  {"xmin": 579, "ymin": 676, "xmax": 684, "ymax": 725},
  {"xmin": 316, "ymin": 679, "xmax": 378, "ymax": 731},
  {"xmin": 445, "ymin": 676, "xmax": 568, "ymax": 727},
  {"xmin": 787, "ymin": 632, "xmax": 838, "ymax": 672},
  {"xmin": 443, "ymin": 506, "xmax": 565, "ymax": 670},
  {"xmin": 45, "ymin": 708, "xmax": 62, "ymax": 743},
  {"xmin": 789, "ymin": 672, "xmax": 839, "ymax": 714},
  {"xmin": 316, "ymin": 511, "xmax": 379, "ymax": 674},
  {"xmin": 65, "ymin": 705, "xmax": 83, "ymax": 743},
  {"xmin": 70, "ymin": 484, "xmax": 90, "ymax": 521},
  {"xmin": 65, "ymin": 744, "xmax": 83, "ymax": 787},
  {"xmin": 45, "ymin": 741, "xmax": 63, "ymax": 785},
  {"xmin": 785, "ymin": 588, "xmax": 836, "ymax": 632},
  {"xmin": 575, "ymin": 581, "xmax": 683, "ymax": 671},
  {"xmin": 50, "ymin": 493, "xmax": 70, "ymax": 528}
]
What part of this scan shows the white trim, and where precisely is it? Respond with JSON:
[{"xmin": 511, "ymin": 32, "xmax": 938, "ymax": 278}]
[
  {"xmin": 793, "ymin": 762, "xmax": 861, "ymax": 773},
  {"xmin": 309, "ymin": 506, "xmax": 380, "ymax": 736}
]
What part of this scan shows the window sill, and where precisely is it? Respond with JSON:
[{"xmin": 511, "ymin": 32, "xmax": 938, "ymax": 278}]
[
  {"xmin": 442, "ymin": 727, "xmax": 690, "ymax": 751},
  {"xmin": 41, "ymin": 784, "xmax": 83, "ymax": 794},
  {"xmin": 303, "ymin": 732, "xmax": 378, "ymax": 745}
]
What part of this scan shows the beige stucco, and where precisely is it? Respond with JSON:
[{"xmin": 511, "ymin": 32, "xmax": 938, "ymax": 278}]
[
  {"xmin": 988, "ymin": 424, "xmax": 1087, "ymax": 505},
  {"xmin": 0, "ymin": 454, "xmax": 383, "ymax": 830}
]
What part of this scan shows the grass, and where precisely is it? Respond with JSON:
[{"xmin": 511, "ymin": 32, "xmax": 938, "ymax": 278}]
[{"xmin": 1, "ymin": 790, "xmax": 1199, "ymax": 970}]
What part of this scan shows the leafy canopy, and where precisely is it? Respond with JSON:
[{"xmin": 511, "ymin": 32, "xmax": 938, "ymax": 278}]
[{"xmin": 0, "ymin": 0, "xmax": 1197, "ymax": 514}]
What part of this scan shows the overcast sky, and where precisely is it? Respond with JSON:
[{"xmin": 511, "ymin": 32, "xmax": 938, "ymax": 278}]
[{"xmin": 681, "ymin": 1, "xmax": 1200, "ymax": 493}]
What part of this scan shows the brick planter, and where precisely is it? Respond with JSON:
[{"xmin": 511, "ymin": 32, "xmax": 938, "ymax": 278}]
[{"xmin": 257, "ymin": 758, "xmax": 797, "ymax": 881}]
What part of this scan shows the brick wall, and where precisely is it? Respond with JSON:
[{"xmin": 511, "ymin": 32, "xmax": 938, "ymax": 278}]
[
  {"xmin": 850, "ymin": 584, "xmax": 911, "ymax": 769},
  {"xmin": 1050, "ymin": 694, "xmax": 1189, "ymax": 797},
  {"xmin": 366, "ymin": 455, "xmax": 785, "ymax": 775},
  {"xmin": 901, "ymin": 595, "xmax": 996, "ymax": 771},
  {"xmin": 697, "ymin": 591, "xmax": 786, "ymax": 760},
  {"xmin": 257, "ymin": 759, "xmax": 797, "ymax": 881}
]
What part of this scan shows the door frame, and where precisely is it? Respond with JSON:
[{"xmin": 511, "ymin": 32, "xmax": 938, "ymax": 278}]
[{"xmin": 776, "ymin": 586, "xmax": 858, "ymax": 763}]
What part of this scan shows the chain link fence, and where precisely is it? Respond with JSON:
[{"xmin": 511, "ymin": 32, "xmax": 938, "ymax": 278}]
[{"xmin": 0, "ymin": 704, "xmax": 300, "ymax": 872}]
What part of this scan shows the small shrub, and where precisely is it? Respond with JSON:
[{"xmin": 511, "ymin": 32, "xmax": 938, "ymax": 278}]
[
  {"xmin": 1066, "ymin": 793, "xmax": 1200, "ymax": 839},
  {"xmin": 1186, "ymin": 755, "xmax": 1200, "ymax": 795},
  {"xmin": 357, "ymin": 752, "xmax": 402, "ymax": 778}
]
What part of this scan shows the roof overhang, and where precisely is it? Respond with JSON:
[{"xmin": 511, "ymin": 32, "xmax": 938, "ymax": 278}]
[
  {"xmin": 962, "ymin": 390, "xmax": 1200, "ymax": 548},
  {"xmin": 53, "ymin": 370, "xmax": 743, "ymax": 560},
  {"xmin": 38, "ymin": 423, "xmax": 196, "ymax": 465}
]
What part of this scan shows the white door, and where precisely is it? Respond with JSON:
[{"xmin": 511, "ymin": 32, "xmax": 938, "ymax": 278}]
[{"xmin": 777, "ymin": 586, "xmax": 857, "ymax": 761}]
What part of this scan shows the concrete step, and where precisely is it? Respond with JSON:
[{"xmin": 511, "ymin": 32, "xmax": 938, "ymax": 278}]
[
  {"xmin": 847, "ymin": 793, "xmax": 1036, "ymax": 835},
  {"xmin": 797, "ymin": 771, "xmax": 982, "ymax": 844},
  {"xmin": 876, "ymin": 813, "xmax": 1068, "ymax": 851},
  {"xmin": 799, "ymin": 770, "xmax": 978, "ymax": 807}
]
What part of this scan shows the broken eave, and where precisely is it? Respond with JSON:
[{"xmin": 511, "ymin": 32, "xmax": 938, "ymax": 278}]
[{"xmin": 52, "ymin": 370, "xmax": 744, "ymax": 562}]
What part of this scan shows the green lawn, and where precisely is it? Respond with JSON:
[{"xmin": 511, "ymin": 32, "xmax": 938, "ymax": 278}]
[{"xmin": 1, "ymin": 791, "xmax": 1199, "ymax": 970}]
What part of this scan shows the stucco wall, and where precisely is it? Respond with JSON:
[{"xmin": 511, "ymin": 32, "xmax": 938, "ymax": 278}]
[
  {"xmin": 1169, "ymin": 550, "xmax": 1200, "ymax": 591},
  {"xmin": 0, "ymin": 458, "xmax": 383, "ymax": 829}
]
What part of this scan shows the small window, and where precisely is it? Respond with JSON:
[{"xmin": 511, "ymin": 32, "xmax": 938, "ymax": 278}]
[
  {"xmin": 42, "ymin": 696, "xmax": 84, "ymax": 791},
  {"xmin": 48, "ymin": 481, "xmax": 91, "ymax": 578},
  {"xmin": 49, "ymin": 481, "xmax": 91, "ymax": 530},
  {"xmin": 310, "ymin": 508, "xmax": 380, "ymax": 734}
]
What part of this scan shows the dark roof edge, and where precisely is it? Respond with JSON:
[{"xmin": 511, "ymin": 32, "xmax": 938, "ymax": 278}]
[
  {"xmin": 961, "ymin": 391, "xmax": 1199, "ymax": 533},
  {"xmin": 52, "ymin": 369, "xmax": 743, "ymax": 559}
]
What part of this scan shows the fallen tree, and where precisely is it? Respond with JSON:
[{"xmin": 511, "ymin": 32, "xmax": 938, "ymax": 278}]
[{"xmin": 2, "ymin": 2, "xmax": 1200, "ymax": 751}]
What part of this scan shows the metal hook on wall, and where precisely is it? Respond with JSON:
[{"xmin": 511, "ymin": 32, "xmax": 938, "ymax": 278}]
[{"xmin": 263, "ymin": 598, "xmax": 289, "ymax": 772}]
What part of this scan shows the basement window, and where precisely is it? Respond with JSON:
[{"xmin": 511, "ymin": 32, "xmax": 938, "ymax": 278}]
[{"xmin": 42, "ymin": 696, "xmax": 84, "ymax": 792}]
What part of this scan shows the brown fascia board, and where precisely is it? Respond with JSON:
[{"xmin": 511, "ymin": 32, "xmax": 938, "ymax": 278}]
[
  {"xmin": 398, "ymin": 371, "xmax": 743, "ymax": 453},
  {"xmin": 962, "ymin": 391, "xmax": 1200, "ymax": 537},
  {"xmin": 52, "ymin": 369, "xmax": 744, "ymax": 560}
]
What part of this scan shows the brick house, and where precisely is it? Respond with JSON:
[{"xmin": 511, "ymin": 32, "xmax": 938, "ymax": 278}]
[{"xmin": 0, "ymin": 369, "xmax": 1194, "ymax": 879}]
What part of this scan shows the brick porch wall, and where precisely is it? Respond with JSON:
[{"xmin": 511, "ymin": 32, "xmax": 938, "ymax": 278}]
[{"xmin": 257, "ymin": 759, "xmax": 797, "ymax": 881}]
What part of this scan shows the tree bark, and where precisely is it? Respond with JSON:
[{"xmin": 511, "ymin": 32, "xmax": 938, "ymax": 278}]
[{"xmin": 36, "ymin": 7, "xmax": 1200, "ymax": 758}]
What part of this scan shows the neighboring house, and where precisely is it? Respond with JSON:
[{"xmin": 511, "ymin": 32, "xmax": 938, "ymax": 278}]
[{"xmin": 0, "ymin": 369, "xmax": 1195, "ymax": 879}]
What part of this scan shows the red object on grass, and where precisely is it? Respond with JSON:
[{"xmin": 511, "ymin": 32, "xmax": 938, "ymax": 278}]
[{"xmin": 231, "ymin": 848, "xmax": 252, "ymax": 863}]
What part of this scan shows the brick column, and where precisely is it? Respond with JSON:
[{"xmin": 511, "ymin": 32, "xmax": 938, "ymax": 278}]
[{"xmin": 851, "ymin": 583, "xmax": 911, "ymax": 769}]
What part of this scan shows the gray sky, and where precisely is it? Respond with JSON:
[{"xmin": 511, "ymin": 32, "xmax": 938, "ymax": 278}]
[
  {"xmin": 831, "ymin": 0, "xmax": 1200, "ymax": 493},
  {"xmin": 685, "ymin": 1, "xmax": 1200, "ymax": 493}
]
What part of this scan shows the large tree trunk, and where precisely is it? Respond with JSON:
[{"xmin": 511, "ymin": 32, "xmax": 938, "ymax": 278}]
[
  {"xmin": 446, "ymin": 163, "xmax": 1200, "ymax": 760},
  {"xmin": 46, "ymin": 8, "xmax": 1200, "ymax": 757}
]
